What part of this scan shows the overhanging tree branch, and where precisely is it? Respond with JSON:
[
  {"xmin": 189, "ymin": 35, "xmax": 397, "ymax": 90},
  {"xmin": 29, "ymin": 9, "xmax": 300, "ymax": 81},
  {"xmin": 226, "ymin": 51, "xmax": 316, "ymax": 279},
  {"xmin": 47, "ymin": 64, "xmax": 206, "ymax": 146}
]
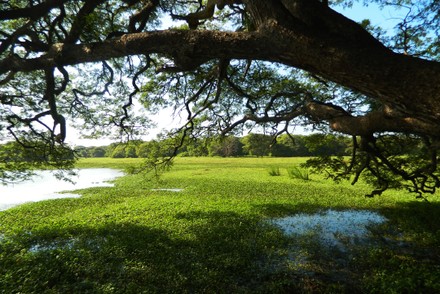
[
  {"xmin": 304, "ymin": 101, "xmax": 440, "ymax": 137},
  {"xmin": 0, "ymin": 0, "xmax": 70, "ymax": 20},
  {"xmin": 1, "ymin": 0, "xmax": 440, "ymax": 195},
  {"xmin": 1, "ymin": 19, "xmax": 439, "ymax": 128}
]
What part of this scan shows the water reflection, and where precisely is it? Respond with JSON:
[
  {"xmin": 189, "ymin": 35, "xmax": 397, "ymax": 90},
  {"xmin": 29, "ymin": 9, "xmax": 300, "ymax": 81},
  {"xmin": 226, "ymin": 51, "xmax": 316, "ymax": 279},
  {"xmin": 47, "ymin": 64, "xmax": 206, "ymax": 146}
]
[
  {"xmin": 271, "ymin": 209, "xmax": 387, "ymax": 250},
  {"xmin": 0, "ymin": 168, "xmax": 123, "ymax": 211}
]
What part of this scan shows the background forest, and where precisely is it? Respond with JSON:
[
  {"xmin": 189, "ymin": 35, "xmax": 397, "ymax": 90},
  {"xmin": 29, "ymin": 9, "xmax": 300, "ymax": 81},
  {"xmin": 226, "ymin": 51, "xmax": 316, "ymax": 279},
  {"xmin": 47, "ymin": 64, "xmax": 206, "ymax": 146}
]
[{"xmin": 71, "ymin": 133, "xmax": 349, "ymax": 158}]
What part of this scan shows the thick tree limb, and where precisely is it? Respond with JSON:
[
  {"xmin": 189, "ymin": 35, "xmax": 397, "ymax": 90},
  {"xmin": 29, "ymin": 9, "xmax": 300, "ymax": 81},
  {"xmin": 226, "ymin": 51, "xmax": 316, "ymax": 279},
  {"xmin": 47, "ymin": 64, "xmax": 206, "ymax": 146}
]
[
  {"xmin": 128, "ymin": 0, "xmax": 159, "ymax": 32},
  {"xmin": 65, "ymin": 0, "xmax": 105, "ymax": 43},
  {"xmin": 0, "ymin": 0, "xmax": 70, "ymax": 20},
  {"xmin": 2, "ymin": 0, "xmax": 440, "ymax": 137},
  {"xmin": 0, "ymin": 30, "xmax": 266, "ymax": 74},
  {"xmin": 178, "ymin": 0, "xmax": 242, "ymax": 29},
  {"xmin": 304, "ymin": 102, "xmax": 440, "ymax": 137}
]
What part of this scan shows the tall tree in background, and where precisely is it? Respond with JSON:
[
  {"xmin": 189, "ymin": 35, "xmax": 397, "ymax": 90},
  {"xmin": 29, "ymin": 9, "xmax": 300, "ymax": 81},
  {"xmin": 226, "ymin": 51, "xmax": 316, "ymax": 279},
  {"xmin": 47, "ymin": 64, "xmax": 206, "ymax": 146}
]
[
  {"xmin": 1, "ymin": 0, "xmax": 439, "ymax": 196},
  {"xmin": 209, "ymin": 136, "xmax": 243, "ymax": 157},
  {"xmin": 241, "ymin": 133, "xmax": 272, "ymax": 157}
]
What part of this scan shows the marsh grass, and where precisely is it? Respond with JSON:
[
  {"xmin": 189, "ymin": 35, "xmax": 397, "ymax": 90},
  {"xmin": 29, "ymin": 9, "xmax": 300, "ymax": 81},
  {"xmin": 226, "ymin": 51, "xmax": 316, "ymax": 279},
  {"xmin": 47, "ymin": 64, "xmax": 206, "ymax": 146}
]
[
  {"xmin": 268, "ymin": 166, "xmax": 281, "ymax": 176},
  {"xmin": 287, "ymin": 166, "xmax": 310, "ymax": 181},
  {"xmin": 0, "ymin": 157, "xmax": 439, "ymax": 292}
]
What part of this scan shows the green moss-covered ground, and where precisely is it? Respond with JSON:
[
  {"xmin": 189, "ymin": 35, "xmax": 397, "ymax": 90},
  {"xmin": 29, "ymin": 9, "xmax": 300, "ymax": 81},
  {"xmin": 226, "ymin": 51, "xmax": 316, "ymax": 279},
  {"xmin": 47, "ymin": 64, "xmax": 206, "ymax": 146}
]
[{"xmin": 1, "ymin": 157, "xmax": 439, "ymax": 293}]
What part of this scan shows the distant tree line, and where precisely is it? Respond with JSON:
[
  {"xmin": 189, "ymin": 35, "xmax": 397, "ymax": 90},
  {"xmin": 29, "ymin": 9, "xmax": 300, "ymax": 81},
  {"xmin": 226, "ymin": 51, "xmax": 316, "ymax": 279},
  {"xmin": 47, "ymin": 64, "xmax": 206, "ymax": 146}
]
[
  {"xmin": 72, "ymin": 133, "xmax": 351, "ymax": 158},
  {"xmin": 1, "ymin": 133, "xmax": 425, "ymax": 161}
]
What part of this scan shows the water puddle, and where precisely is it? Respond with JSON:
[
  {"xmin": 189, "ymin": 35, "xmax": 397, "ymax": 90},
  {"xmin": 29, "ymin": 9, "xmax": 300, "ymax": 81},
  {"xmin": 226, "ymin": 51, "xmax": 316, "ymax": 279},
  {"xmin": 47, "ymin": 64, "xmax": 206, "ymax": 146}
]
[
  {"xmin": 270, "ymin": 209, "xmax": 387, "ymax": 251},
  {"xmin": 29, "ymin": 239, "xmax": 76, "ymax": 253},
  {"xmin": 0, "ymin": 168, "xmax": 124, "ymax": 211},
  {"xmin": 28, "ymin": 236, "xmax": 108, "ymax": 254},
  {"xmin": 151, "ymin": 188, "xmax": 184, "ymax": 192},
  {"xmin": 0, "ymin": 231, "xmax": 109, "ymax": 254}
]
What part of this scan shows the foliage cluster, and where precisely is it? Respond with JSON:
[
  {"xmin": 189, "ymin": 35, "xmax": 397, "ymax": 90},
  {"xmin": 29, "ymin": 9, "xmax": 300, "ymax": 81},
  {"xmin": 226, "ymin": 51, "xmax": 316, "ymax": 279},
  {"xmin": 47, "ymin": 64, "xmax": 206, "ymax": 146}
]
[
  {"xmin": 71, "ymin": 133, "xmax": 350, "ymax": 159},
  {"xmin": 0, "ymin": 141, "xmax": 75, "ymax": 184},
  {"xmin": 304, "ymin": 134, "xmax": 440, "ymax": 198}
]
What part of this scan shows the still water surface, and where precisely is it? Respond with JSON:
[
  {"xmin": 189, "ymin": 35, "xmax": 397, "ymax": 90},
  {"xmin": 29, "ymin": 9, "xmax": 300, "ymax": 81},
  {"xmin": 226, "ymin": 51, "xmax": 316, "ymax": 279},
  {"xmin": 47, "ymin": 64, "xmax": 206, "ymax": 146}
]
[
  {"xmin": 0, "ymin": 168, "xmax": 123, "ymax": 211},
  {"xmin": 271, "ymin": 209, "xmax": 387, "ymax": 250}
]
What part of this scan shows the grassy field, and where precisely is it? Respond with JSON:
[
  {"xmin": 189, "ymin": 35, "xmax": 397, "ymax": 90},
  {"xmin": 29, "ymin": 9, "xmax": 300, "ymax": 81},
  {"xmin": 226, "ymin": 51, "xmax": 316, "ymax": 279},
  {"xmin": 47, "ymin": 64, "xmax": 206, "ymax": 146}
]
[{"xmin": 1, "ymin": 157, "xmax": 440, "ymax": 293}]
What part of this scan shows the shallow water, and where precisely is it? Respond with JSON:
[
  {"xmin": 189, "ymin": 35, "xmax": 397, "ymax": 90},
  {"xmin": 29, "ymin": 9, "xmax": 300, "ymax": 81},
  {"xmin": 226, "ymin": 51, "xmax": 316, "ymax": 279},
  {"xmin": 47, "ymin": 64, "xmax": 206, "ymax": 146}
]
[
  {"xmin": 0, "ymin": 168, "xmax": 123, "ymax": 211},
  {"xmin": 271, "ymin": 209, "xmax": 387, "ymax": 250},
  {"xmin": 151, "ymin": 188, "xmax": 184, "ymax": 192}
]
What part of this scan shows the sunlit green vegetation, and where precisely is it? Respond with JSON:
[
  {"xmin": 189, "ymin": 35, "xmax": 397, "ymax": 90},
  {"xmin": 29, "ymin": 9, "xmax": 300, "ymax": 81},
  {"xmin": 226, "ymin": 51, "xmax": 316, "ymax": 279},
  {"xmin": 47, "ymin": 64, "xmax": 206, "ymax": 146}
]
[
  {"xmin": 1, "ymin": 157, "xmax": 439, "ymax": 292},
  {"xmin": 71, "ymin": 133, "xmax": 350, "ymax": 159}
]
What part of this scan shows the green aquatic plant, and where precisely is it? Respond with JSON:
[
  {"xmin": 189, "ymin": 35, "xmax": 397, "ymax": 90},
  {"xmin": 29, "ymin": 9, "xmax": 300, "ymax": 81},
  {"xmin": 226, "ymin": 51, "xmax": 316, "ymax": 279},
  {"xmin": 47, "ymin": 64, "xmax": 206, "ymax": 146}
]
[
  {"xmin": 268, "ymin": 166, "xmax": 281, "ymax": 176},
  {"xmin": 287, "ymin": 166, "xmax": 310, "ymax": 181}
]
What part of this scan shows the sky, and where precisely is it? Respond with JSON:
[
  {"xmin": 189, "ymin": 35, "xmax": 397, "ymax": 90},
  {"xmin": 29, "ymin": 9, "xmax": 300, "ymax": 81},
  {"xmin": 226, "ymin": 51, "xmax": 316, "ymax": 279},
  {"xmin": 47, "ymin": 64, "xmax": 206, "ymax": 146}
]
[
  {"xmin": 65, "ymin": 108, "xmax": 179, "ymax": 147},
  {"xmin": 67, "ymin": 2, "xmax": 406, "ymax": 147},
  {"xmin": 335, "ymin": 2, "xmax": 406, "ymax": 29}
]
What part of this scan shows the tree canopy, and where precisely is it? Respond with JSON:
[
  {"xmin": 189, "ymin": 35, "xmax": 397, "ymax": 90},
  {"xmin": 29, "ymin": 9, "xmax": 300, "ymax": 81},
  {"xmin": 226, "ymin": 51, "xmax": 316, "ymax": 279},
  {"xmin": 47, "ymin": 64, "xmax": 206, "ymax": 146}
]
[{"xmin": 1, "ymin": 0, "xmax": 439, "ymax": 196}]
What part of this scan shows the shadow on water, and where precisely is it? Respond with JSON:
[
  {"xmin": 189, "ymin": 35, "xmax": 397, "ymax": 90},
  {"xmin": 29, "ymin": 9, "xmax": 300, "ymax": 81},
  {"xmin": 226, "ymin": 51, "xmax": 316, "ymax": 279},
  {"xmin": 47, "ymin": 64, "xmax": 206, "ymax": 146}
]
[
  {"xmin": 1, "ymin": 201, "xmax": 440, "ymax": 292},
  {"xmin": 251, "ymin": 200, "xmax": 440, "ymax": 292}
]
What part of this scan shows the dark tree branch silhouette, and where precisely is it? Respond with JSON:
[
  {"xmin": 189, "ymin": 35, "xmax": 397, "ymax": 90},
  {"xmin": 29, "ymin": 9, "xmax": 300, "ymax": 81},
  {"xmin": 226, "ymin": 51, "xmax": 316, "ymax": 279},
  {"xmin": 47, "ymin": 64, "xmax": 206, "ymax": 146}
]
[{"xmin": 0, "ymin": 0, "xmax": 439, "ymax": 195}]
